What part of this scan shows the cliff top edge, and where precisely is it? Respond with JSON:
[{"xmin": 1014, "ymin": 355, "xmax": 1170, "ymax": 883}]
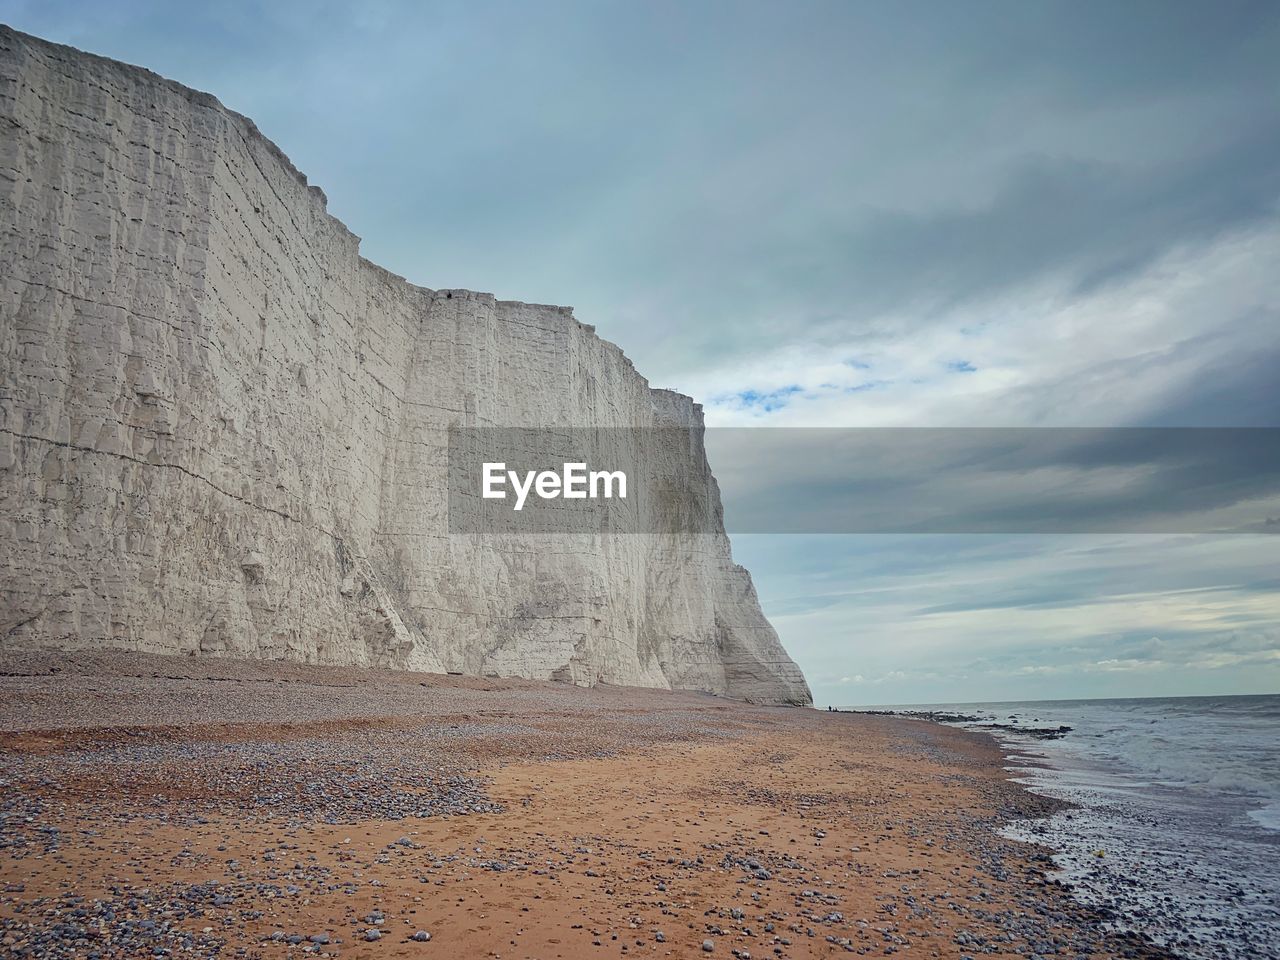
[{"xmin": 0, "ymin": 23, "xmax": 699, "ymax": 407}]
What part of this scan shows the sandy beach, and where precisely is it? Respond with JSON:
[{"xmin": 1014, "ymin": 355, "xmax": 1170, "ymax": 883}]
[{"xmin": 0, "ymin": 653, "xmax": 1167, "ymax": 959}]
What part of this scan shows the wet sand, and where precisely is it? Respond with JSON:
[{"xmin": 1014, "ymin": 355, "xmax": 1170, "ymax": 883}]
[{"xmin": 0, "ymin": 653, "xmax": 1168, "ymax": 958}]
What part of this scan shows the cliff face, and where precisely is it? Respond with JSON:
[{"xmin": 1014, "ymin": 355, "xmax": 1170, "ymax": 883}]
[{"xmin": 0, "ymin": 26, "xmax": 811, "ymax": 705}]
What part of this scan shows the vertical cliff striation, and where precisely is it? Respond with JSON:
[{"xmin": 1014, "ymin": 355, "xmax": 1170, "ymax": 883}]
[{"xmin": 0, "ymin": 26, "xmax": 811, "ymax": 705}]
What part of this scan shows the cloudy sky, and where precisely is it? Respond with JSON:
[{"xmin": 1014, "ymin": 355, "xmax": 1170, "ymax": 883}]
[{"xmin": 5, "ymin": 0, "xmax": 1276, "ymax": 704}]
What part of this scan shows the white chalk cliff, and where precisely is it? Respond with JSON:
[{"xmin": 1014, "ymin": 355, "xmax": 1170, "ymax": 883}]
[{"xmin": 0, "ymin": 26, "xmax": 811, "ymax": 705}]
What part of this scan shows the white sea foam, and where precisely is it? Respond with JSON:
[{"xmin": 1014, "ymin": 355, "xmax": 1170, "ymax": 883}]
[
  {"xmin": 884, "ymin": 695, "xmax": 1280, "ymax": 959},
  {"xmin": 1247, "ymin": 800, "xmax": 1280, "ymax": 832}
]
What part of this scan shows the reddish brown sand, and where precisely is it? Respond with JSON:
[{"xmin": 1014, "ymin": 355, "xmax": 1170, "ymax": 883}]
[{"xmin": 0, "ymin": 653, "xmax": 1167, "ymax": 959}]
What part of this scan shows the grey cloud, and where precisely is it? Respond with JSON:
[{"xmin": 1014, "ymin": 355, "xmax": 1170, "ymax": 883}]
[
  {"xmin": 919, "ymin": 578, "xmax": 1280, "ymax": 616},
  {"xmin": 709, "ymin": 428, "xmax": 1280, "ymax": 533},
  {"xmin": 817, "ymin": 129, "xmax": 1280, "ymax": 318}
]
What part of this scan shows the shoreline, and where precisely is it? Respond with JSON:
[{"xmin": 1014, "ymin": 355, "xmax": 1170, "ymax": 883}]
[{"xmin": 0, "ymin": 653, "xmax": 1169, "ymax": 959}]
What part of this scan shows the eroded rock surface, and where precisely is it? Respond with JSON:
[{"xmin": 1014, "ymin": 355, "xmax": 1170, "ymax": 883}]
[{"xmin": 0, "ymin": 26, "xmax": 811, "ymax": 705}]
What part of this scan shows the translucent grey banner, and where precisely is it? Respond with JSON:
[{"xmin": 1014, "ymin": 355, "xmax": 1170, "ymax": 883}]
[{"xmin": 447, "ymin": 427, "xmax": 1280, "ymax": 534}]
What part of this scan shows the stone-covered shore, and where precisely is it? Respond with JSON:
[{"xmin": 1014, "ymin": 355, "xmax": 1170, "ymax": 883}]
[{"xmin": 0, "ymin": 652, "xmax": 1171, "ymax": 959}]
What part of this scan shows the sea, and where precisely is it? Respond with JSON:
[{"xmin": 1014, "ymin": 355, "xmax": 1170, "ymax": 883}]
[{"xmin": 860, "ymin": 695, "xmax": 1280, "ymax": 960}]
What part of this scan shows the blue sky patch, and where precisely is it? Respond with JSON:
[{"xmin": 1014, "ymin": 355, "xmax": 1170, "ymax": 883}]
[{"xmin": 731, "ymin": 384, "xmax": 804, "ymax": 412}]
